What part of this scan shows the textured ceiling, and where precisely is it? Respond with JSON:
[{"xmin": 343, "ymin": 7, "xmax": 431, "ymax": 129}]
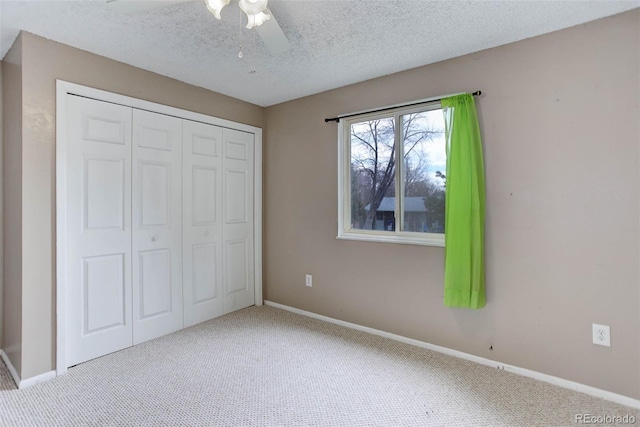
[{"xmin": 1, "ymin": 0, "xmax": 638, "ymax": 107}]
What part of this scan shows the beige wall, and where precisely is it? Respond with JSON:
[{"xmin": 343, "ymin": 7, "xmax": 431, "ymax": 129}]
[
  {"xmin": 15, "ymin": 32, "xmax": 264, "ymax": 379},
  {"xmin": 2, "ymin": 37, "xmax": 23, "ymax": 376},
  {"xmin": 5, "ymin": 10, "xmax": 639, "ymax": 399},
  {"xmin": 264, "ymin": 10, "xmax": 640, "ymax": 399}
]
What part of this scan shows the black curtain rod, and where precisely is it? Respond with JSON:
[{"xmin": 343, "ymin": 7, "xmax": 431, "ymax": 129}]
[{"xmin": 324, "ymin": 90, "xmax": 482, "ymax": 123}]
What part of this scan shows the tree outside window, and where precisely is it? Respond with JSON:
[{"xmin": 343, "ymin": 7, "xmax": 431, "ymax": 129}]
[{"xmin": 347, "ymin": 104, "xmax": 446, "ymax": 239}]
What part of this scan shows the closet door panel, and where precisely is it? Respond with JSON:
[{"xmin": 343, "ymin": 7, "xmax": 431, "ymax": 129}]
[
  {"xmin": 84, "ymin": 157, "xmax": 125, "ymax": 230},
  {"xmin": 139, "ymin": 249, "xmax": 173, "ymax": 318},
  {"xmin": 140, "ymin": 162, "xmax": 170, "ymax": 226},
  {"xmin": 183, "ymin": 120, "xmax": 224, "ymax": 327},
  {"xmin": 132, "ymin": 109, "xmax": 183, "ymax": 344},
  {"xmin": 82, "ymin": 254, "xmax": 127, "ymax": 333},
  {"xmin": 222, "ymin": 128, "xmax": 255, "ymax": 313},
  {"xmin": 66, "ymin": 95, "xmax": 133, "ymax": 367},
  {"xmin": 225, "ymin": 239, "xmax": 249, "ymax": 294},
  {"xmin": 192, "ymin": 243, "xmax": 218, "ymax": 304}
]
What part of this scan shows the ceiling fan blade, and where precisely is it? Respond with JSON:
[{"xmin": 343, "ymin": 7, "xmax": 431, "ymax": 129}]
[
  {"xmin": 106, "ymin": 0, "xmax": 192, "ymax": 14},
  {"xmin": 256, "ymin": 13, "xmax": 291, "ymax": 55}
]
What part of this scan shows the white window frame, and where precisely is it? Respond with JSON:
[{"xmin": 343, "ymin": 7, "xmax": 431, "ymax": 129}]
[{"xmin": 337, "ymin": 100, "xmax": 445, "ymax": 247}]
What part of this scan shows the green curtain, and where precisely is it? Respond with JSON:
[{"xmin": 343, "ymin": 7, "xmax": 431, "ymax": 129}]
[{"xmin": 441, "ymin": 94, "xmax": 486, "ymax": 309}]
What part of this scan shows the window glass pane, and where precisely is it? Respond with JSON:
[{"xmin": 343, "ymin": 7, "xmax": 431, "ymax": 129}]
[
  {"xmin": 350, "ymin": 117, "xmax": 396, "ymax": 231},
  {"xmin": 400, "ymin": 109, "xmax": 446, "ymax": 233}
]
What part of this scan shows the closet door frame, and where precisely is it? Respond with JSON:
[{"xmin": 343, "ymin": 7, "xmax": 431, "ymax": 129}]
[{"xmin": 55, "ymin": 80, "xmax": 263, "ymax": 376}]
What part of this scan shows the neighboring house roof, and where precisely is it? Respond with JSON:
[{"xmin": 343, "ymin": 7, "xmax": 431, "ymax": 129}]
[{"xmin": 365, "ymin": 197, "xmax": 428, "ymax": 213}]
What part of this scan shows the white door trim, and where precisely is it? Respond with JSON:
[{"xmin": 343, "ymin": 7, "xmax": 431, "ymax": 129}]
[{"xmin": 56, "ymin": 80, "xmax": 263, "ymax": 375}]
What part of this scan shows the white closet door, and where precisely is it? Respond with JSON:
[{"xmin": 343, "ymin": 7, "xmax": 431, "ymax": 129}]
[
  {"xmin": 182, "ymin": 120, "xmax": 224, "ymax": 327},
  {"xmin": 66, "ymin": 95, "xmax": 133, "ymax": 366},
  {"xmin": 222, "ymin": 129, "xmax": 255, "ymax": 313},
  {"xmin": 132, "ymin": 109, "xmax": 183, "ymax": 344}
]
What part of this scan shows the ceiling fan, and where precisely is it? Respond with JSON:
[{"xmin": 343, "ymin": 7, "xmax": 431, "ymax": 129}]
[{"xmin": 106, "ymin": 0, "xmax": 291, "ymax": 55}]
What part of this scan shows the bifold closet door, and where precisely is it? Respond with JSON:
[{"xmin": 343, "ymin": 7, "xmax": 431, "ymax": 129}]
[
  {"xmin": 66, "ymin": 95, "xmax": 133, "ymax": 366},
  {"xmin": 223, "ymin": 129, "xmax": 255, "ymax": 313},
  {"xmin": 132, "ymin": 109, "xmax": 183, "ymax": 344},
  {"xmin": 65, "ymin": 93, "xmax": 258, "ymax": 367},
  {"xmin": 182, "ymin": 120, "xmax": 224, "ymax": 327}
]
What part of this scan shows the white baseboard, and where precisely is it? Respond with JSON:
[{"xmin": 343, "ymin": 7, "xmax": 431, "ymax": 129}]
[
  {"xmin": 0, "ymin": 349, "xmax": 21, "ymax": 388},
  {"xmin": 20, "ymin": 370, "xmax": 56, "ymax": 389},
  {"xmin": 0, "ymin": 349, "xmax": 56, "ymax": 389},
  {"xmin": 264, "ymin": 300, "xmax": 640, "ymax": 410}
]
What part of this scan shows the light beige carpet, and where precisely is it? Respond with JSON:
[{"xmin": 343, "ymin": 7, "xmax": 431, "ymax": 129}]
[{"xmin": 0, "ymin": 305, "xmax": 637, "ymax": 426}]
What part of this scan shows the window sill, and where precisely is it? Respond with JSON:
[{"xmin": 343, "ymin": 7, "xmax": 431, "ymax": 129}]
[{"xmin": 336, "ymin": 230, "xmax": 444, "ymax": 247}]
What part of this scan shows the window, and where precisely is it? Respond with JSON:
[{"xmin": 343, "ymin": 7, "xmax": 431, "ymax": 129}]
[{"xmin": 338, "ymin": 101, "xmax": 446, "ymax": 246}]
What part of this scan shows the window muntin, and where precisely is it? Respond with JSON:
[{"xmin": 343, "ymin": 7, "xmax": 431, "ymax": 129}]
[{"xmin": 339, "ymin": 102, "xmax": 446, "ymax": 246}]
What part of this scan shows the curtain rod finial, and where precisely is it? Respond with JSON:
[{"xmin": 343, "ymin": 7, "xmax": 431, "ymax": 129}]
[{"xmin": 472, "ymin": 90, "xmax": 482, "ymax": 96}]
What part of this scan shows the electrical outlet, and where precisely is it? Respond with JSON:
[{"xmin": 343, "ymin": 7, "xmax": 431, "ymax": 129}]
[
  {"xmin": 592, "ymin": 323, "xmax": 611, "ymax": 347},
  {"xmin": 305, "ymin": 274, "xmax": 312, "ymax": 287}
]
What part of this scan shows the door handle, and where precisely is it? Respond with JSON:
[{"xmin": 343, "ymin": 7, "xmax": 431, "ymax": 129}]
[{"xmin": 151, "ymin": 236, "xmax": 158, "ymax": 242}]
